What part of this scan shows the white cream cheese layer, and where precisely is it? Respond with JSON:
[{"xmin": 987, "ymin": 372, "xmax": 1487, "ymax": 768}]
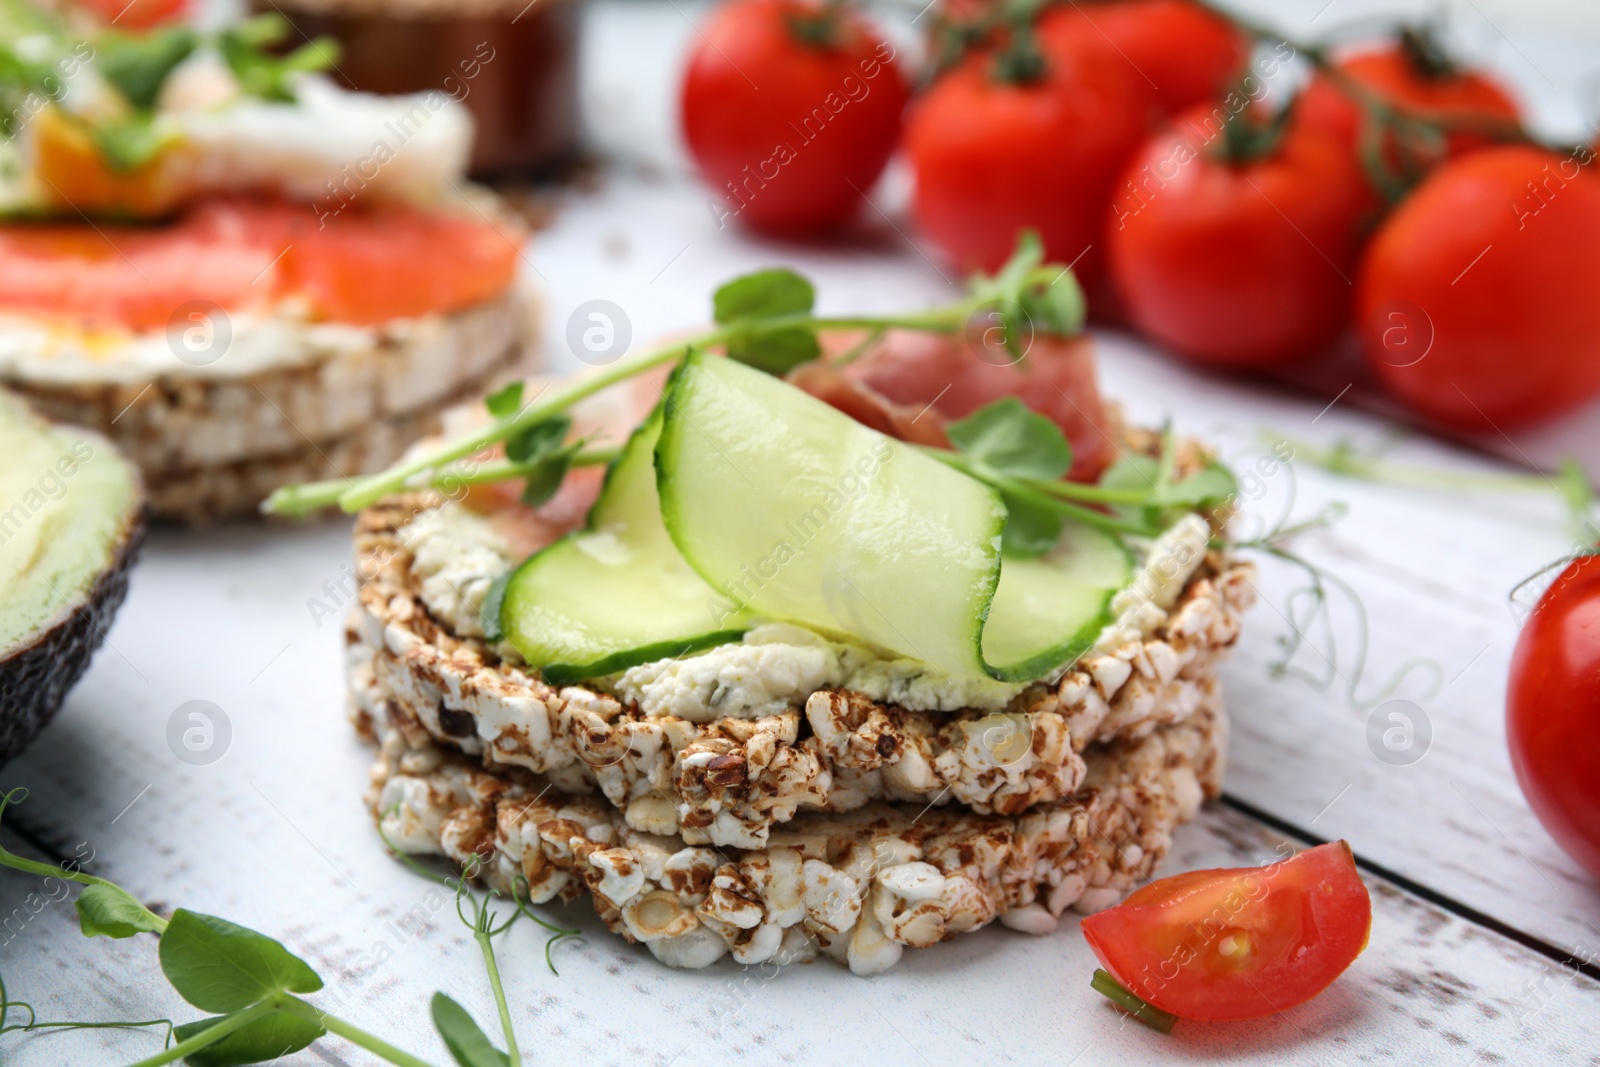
[
  {"xmin": 408, "ymin": 502, "xmax": 1213, "ymax": 720},
  {"xmin": 612, "ymin": 623, "xmax": 1025, "ymax": 722},
  {"xmin": 405, "ymin": 503, "xmax": 516, "ymax": 640},
  {"xmin": 1090, "ymin": 514, "xmax": 1212, "ymax": 654},
  {"xmin": 0, "ymin": 309, "xmax": 392, "ymax": 385}
]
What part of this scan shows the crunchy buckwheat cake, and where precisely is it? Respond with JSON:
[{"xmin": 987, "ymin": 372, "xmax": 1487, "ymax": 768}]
[
  {"xmin": 362, "ymin": 684, "xmax": 1226, "ymax": 975},
  {"xmin": 345, "ymin": 477, "xmax": 1254, "ymax": 849}
]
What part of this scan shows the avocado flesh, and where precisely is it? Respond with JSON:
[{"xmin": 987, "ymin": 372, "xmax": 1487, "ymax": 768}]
[{"xmin": 0, "ymin": 390, "xmax": 143, "ymax": 764}]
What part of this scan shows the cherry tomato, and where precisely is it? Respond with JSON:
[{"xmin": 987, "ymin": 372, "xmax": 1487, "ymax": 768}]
[
  {"xmin": 1037, "ymin": 0, "xmax": 1249, "ymax": 119},
  {"xmin": 1105, "ymin": 104, "xmax": 1372, "ymax": 368},
  {"xmin": 906, "ymin": 30, "xmax": 1146, "ymax": 284},
  {"xmin": 75, "ymin": 0, "xmax": 189, "ymax": 28},
  {"xmin": 1507, "ymin": 553, "xmax": 1600, "ymax": 879},
  {"xmin": 1082, "ymin": 842, "xmax": 1372, "ymax": 1021},
  {"xmin": 680, "ymin": 0, "xmax": 909, "ymax": 236},
  {"xmin": 1355, "ymin": 145, "xmax": 1600, "ymax": 431},
  {"xmin": 1298, "ymin": 41, "xmax": 1520, "ymax": 164}
]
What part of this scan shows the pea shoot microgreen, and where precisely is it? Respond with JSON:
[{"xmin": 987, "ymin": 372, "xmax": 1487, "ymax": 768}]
[
  {"xmin": 374, "ymin": 803, "xmax": 584, "ymax": 1065},
  {"xmin": 1277, "ymin": 430, "xmax": 1599, "ymax": 545},
  {"xmin": 0, "ymin": 786, "xmax": 576, "ymax": 1067},
  {"xmin": 265, "ymin": 231, "xmax": 1084, "ymax": 517}
]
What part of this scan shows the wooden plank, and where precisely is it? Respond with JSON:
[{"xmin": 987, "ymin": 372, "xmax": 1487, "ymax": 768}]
[
  {"xmin": 1, "ymin": 9, "xmax": 1596, "ymax": 1066},
  {"xmin": 4, "ymin": 774, "xmax": 1595, "ymax": 1066}
]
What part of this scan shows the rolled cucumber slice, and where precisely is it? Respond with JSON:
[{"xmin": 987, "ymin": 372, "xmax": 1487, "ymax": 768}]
[
  {"xmin": 657, "ymin": 353, "xmax": 1131, "ymax": 682},
  {"xmin": 658, "ymin": 352, "xmax": 1006, "ymax": 679},
  {"xmin": 500, "ymin": 408, "xmax": 752, "ymax": 686},
  {"xmin": 982, "ymin": 523, "xmax": 1132, "ymax": 682}
]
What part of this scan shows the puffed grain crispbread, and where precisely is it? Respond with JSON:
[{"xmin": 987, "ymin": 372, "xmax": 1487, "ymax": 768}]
[{"xmin": 362, "ymin": 685, "xmax": 1227, "ymax": 975}]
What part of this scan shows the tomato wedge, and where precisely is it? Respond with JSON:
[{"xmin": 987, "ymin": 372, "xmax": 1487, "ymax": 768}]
[{"xmin": 1081, "ymin": 841, "xmax": 1372, "ymax": 1021}]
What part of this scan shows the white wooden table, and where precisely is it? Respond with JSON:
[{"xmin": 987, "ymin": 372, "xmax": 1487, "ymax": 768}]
[{"xmin": 2, "ymin": 2, "xmax": 1597, "ymax": 1065}]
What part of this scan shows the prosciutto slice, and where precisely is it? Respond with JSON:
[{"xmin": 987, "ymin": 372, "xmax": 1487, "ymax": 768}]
[{"xmin": 797, "ymin": 328, "xmax": 1118, "ymax": 483}]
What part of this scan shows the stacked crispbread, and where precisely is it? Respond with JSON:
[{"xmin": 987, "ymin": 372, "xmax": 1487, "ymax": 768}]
[{"xmin": 344, "ymin": 428, "xmax": 1256, "ymax": 975}]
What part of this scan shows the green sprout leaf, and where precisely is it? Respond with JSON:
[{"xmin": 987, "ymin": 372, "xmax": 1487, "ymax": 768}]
[
  {"xmin": 713, "ymin": 268, "xmax": 821, "ymax": 374},
  {"xmin": 1158, "ymin": 462, "xmax": 1239, "ymax": 509},
  {"xmin": 219, "ymin": 15, "xmax": 339, "ymax": 102},
  {"xmin": 90, "ymin": 114, "xmax": 176, "ymax": 174},
  {"xmin": 431, "ymin": 992, "xmax": 511, "ymax": 1067},
  {"xmin": 977, "ymin": 230, "xmax": 1045, "ymax": 304},
  {"xmin": 75, "ymin": 883, "xmax": 160, "ymax": 939},
  {"xmin": 1018, "ymin": 266, "xmax": 1086, "ymax": 339},
  {"xmin": 727, "ymin": 327, "xmax": 821, "ymax": 375},
  {"xmin": 965, "ymin": 230, "xmax": 1086, "ymax": 350},
  {"xmin": 999, "ymin": 492, "xmax": 1063, "ymax": 558},
  {"xmin": 484, "ymin": 382, "xmax": 524, "ymax": 420},
  {"xmin": 947, "ymin": 397, "xmax": 1074, "ymax": 482},
  {"xmin": 173, "ymin": 1010, "xmax": 325, "ymax": 1067},
  {"xmin": 1100, "ymin": 452, "xmax": 1237, "ymax": 528},
  {"xmin": 96, "ymin": 28, "xmax": 199, "ymax": 110},
  {"xmin": 712, "ymin": 267, "xmax": 815, "ymax": 323},
  {"xmin": 519, "ymin": 450, "xmax": 574, "ymax": 507},
  {"xmin": 158, "ymin": 910, "xmax": 323, "ymax": 1014},
  {"xmin": 504, "ymin": 415, "xmax": 570, "ymax": 465}
]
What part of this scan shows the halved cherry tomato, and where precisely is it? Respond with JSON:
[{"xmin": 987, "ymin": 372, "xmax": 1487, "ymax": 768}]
[
  {"xmin": 681, "ymin": 0, "xmax": 909, "ymax": 236},
  {"xmin": 1082, "ymin": 841, "xmax": 1372, "ymax": 1021},
  {"xmin": 1355, "ymin": 145, "xmax": 1600, "ymax": 431},
  {"xmin": 1036, "ymin": 0, "xmax": 1249, "ymax": 119},
  {"xmin": 1507, "ymin": 553, "xmax": 1600, "ymax": 879},
  {"xmin": 906, "ymin": 29, "xmax": 1146, "ymax": 283}
]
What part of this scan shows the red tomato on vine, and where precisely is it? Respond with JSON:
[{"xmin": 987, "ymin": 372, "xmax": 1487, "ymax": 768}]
[
  {"xmin": 1298, "ymin": 32, "xmax": 1521, "ymax": 166},
  {"xmin": 1036, "ymin": 0, "xmax": 1250, "ymax": 119},
  {"xmin": 1106, "ymin": 103, "xmax": 1372, "ymax": 368},
  {"xmin": 906, "ymin": 27, "xmax": 1146, "ymax": 285},
  {"xmin": 1355, "ymin": 145, "xmax": 1600, "ymax": 431},
  {"xmin": 681, "ymin": 0, "xmax": 910, "ymax": 236}
]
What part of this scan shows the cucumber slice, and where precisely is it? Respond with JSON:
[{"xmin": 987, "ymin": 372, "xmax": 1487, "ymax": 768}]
[
  {"xmin": 657, "ymin": 353, "xmax": 1007, "ymax": 679},
  {"xmin": 500, "ymin": 408, "xmax": 751, "ymax": 686},
  {"xmin": 657, "ymin": 353, "xmax": 1132, "ymax": 683},
  {"xmin": 983, "ymin": 523, "xmax": 1132, "ymax": 682}
]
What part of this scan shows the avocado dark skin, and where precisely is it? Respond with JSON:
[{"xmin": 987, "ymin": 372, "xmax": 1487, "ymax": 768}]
[{"xmin": 0, "ymin": 503, "xmax": 145, "ymax": 768}]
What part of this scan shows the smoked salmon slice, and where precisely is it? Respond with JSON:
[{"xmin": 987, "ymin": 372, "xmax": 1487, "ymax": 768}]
[{"xmin": 0, "ymin": 197, "xmax": 520, "ymax": 333}]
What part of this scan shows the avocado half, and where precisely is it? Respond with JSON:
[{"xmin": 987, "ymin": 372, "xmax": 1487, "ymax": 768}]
[{"xmin": 0, "ymin": 389, "xmax": 144, "ymax": 766}]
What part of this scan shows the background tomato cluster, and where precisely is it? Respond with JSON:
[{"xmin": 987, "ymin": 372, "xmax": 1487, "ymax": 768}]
[{"xmin": 679, "ymin": 0, "xmax": 1600, "ymax": 437}]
